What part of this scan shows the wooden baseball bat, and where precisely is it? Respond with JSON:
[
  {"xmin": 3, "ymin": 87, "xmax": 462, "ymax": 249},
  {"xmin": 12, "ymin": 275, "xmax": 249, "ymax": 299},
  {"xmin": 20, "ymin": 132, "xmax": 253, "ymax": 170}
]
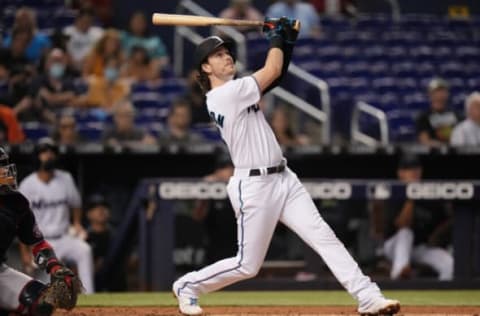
[{"xmin": 152, "ymin": 13, "xmax": 301, "ymax": 31}]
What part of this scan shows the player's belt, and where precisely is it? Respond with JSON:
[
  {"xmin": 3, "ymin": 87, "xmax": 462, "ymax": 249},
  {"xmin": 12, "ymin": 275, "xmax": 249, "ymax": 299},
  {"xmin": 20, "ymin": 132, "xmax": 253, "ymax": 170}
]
[{"xmin": 249, "ymin": 163, "xmax": 285, "ymax": 176}]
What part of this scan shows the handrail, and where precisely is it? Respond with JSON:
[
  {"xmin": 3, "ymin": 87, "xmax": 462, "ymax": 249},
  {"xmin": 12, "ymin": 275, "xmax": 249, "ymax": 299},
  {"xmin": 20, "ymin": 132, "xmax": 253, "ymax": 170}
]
[
  {"xmin": 351, "ymin": 101, "xmax": 389, "ymax": 147},
  {"xmin": 174, "ymin": 0, "xmax": 331, "ymax": 145},
  {"xmin": 271, "ymin": 86, "xmax": 327, "ymax": 131},
  {"xmin": 288, "ymin": 63, "xmax": 331, "ymax": 144}
]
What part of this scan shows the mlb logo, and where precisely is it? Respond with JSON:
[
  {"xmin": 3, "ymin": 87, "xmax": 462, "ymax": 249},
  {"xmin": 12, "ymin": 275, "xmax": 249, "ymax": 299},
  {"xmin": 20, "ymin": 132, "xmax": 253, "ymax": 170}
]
[{"xmin": 367, "ymin": 183, "xmax": 391, "ymax": 200}]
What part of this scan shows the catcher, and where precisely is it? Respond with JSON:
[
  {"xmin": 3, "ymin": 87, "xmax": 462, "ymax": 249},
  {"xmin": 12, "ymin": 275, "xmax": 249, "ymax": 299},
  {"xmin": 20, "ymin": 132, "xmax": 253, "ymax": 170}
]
[{"xmin": 0, "ymin": 147, "xmax": 82, "ymax": 316}]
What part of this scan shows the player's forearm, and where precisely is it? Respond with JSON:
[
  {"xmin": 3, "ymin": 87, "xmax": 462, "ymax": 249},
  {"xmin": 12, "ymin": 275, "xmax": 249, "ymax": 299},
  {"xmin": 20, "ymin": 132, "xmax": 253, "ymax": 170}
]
[
  {"xmin": 394, "ymin": 200, "xmax": 414, "ymax": 228},
  {"xmin": 253, "ymin": 47, "xmax": 283, "ymax": 92},
  {"xmin": 72, "ymin": 207, "xmax": 83, "ymax": 226}
]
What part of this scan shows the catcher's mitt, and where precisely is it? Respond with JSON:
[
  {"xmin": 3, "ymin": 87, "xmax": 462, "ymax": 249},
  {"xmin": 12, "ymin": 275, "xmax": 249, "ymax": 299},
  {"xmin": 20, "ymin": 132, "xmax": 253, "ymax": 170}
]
[{"xmin": 44, "ymin": 266, "xmax": 83, "ymax": 310}]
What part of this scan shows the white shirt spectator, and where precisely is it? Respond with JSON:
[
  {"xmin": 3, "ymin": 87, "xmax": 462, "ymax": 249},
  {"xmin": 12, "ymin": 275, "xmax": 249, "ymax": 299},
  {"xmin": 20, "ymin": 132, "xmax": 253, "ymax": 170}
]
[
  {"xmin": 450, "ymin": 92, "xmax": 480, "ymax": 146},
  {"xmin": 64, "ymin": 25, "xmax": 103, "ymax": 68}
]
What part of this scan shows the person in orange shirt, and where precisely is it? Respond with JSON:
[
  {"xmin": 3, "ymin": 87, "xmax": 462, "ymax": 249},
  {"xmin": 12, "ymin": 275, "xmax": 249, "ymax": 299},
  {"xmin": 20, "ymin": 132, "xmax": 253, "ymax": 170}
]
[
  {"xmin": 83, "ymin": 29, "xmax": 124, "ymax": 78},
  {"xmin": 0, "ymin": 105, "xmax": 25, "ymax": 144},
  {"xmin": 82, "ymin": 57, "xmax": 130, "ymax": 110}
]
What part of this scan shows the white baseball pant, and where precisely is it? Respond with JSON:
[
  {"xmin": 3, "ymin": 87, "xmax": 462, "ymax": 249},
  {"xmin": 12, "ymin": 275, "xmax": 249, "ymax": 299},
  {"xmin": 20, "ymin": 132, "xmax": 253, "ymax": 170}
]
[
  {"xmin": 384, "ymin": 227, "xmax": 453, "ymax": 280},
  {"xmin": 0, "ymin": 263, "xmax": 31, "ymax": 310},
  {"xmin": 175, "ymin": 168, "xmax": 383, "ymax": 304}
]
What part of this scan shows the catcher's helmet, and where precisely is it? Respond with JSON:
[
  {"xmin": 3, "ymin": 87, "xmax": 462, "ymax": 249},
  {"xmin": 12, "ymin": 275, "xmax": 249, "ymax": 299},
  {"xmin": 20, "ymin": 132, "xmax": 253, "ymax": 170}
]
[
  {"xmin": 0, "ymin": 146, "xmax": 17, "ymax": 191},
  {"xmin": 194, "ymin": 36, "xmax": 235, "ymax": 71}
]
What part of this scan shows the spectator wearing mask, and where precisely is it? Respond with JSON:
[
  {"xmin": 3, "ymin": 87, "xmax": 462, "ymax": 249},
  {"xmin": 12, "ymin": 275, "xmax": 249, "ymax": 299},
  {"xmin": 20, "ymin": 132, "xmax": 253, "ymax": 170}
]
[
  {"xmin": 64, "ymin": 7, "xmax": 104, "ymax": 71},
  {"xmin": 265, "ymin": 0, "xmax": 321, "ymax": 38},
  {"xmin": 101, "ymin": 100, "xmax": 156, "ymax": 146},
  {"xmin": 83, "ymin": 29, "xmax": 125, "ymax": 78},
  {"xmin": 158, "ymin": 99, "xmax": 204, "ymax": 146},
  {"xmin": 29, "ymin": 48, "xmax": 78, "ymax": 121},
  {"xmin": 2, "ymin": 7, "xmax": 51, "ymax": 63},
  {"xmin": 416, "ymin": 78, "xmax": 459, "ymax": 146},
  {"xmin": 450, "ymin": 92, "xmax": 480, "ymax": 147},
  {"xmin": 82, "ymin": 57, "xmax": 130, "ymax": 109}
]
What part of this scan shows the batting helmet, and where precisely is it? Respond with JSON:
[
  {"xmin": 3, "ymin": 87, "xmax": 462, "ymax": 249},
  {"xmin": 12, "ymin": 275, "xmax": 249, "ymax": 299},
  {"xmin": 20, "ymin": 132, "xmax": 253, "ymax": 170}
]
[
  {"xmin": 0, "ymin": 146, "xmax": 17, "ymax": 192},
  {"xmin": 194, "ymin": 36, "xmax": 235, "ymax": 71}
]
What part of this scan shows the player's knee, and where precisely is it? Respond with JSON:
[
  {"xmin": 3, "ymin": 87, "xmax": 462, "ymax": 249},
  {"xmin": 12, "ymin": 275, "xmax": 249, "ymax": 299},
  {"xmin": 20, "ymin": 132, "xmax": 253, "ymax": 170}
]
[
  {"xmin": 396, "ymin": 227, "xmax": 414, "ymax": 243},
  {"xmin": 237, "ymin": 263, "xmax": 261, "ymax": 279},
  {"xmin": 19, "ymin": 280, "xmax": 55, "ymax": 316}
]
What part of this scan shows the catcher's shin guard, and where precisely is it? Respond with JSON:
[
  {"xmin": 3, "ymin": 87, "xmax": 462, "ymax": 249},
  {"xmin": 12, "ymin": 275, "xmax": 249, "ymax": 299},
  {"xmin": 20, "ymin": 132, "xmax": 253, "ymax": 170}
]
[{"xmin": 18, "ymin": 280, "xmax": 55, "ymax": 316}]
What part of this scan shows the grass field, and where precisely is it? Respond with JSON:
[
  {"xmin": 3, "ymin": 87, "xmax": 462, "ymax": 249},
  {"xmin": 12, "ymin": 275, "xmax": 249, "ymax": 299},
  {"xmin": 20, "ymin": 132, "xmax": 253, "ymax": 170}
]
[{"xmin": 78, "ymin": 290, "xmax": 480, "ymax": 307}]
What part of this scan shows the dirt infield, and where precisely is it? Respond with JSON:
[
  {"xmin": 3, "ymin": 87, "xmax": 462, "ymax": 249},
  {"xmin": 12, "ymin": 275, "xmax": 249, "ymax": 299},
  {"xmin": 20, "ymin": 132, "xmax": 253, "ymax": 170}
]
[{"xmin": 55, "ymin": 306, "xmax": 480, "ymax": 315}]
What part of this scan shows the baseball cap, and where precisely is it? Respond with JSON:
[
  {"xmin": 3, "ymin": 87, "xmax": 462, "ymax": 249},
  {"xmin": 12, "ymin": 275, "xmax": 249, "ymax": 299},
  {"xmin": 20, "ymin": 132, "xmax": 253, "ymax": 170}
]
[
  {"xmin": 428, "ymin": 78, "xmax": 449, "ymax": 92},
  {"xmin": 398, "ymin": 154, "xmax": 421, "ymax": 169},
  {"xmin": 86, "ymin": 194, "xmax": 110, "ymax": 210},
  {"xmin": 194, "ymin": 36, "xmax": 235, "ymax": 71},
  {"xmin": 36, "ymin": 137, "xmax": 58, "ymax": 154}
]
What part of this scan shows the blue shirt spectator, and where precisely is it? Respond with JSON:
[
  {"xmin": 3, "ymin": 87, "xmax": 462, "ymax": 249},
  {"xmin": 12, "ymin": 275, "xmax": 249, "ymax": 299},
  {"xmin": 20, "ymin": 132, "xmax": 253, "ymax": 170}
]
[
  {"xmin": 265, "ymin": 0, "xmax": 321, "ymax": 38},
  {"xmin": 3, "ymin": 7, "xmax": 51, "ymax": 63}
]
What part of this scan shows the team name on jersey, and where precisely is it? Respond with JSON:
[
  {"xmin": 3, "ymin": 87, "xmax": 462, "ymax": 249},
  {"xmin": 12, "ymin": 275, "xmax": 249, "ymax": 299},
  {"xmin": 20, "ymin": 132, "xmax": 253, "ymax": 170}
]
[
  {"xmin": 247, "ymin": 104, "xmax": 260, "ymax": 113},
  {"xmin": 31, "ymin": 198, "xmax": 68, "ymax": 210},
  {"xmin": 209, "ymin": 111, "xmax": 225, "ymax": 128}
]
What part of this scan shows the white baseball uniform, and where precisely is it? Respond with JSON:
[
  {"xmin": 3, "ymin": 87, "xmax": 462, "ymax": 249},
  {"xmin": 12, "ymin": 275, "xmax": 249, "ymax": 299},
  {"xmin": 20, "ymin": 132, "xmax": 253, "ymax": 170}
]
[
  {"xmin": 174, "ymin": 76, "xmax": 384, "ymax": 305},
  {"xmin": 19, "ymin": 170, "xmax": 95, "ymax": 293}
]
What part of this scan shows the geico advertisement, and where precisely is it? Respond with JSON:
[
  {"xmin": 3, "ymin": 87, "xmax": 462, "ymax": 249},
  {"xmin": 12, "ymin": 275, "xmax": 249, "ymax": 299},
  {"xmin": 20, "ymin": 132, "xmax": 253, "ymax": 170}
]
[
  {"xmin": 405, "ymin": 182, "xmax": 474, "ymax": 200},
  {"xmin": 158, "ymin": 181, "xmax": 476, "ymax": 200},
  {"xmin": 158, "ymin": 181, "xmax": 352, "ymax": 199}
]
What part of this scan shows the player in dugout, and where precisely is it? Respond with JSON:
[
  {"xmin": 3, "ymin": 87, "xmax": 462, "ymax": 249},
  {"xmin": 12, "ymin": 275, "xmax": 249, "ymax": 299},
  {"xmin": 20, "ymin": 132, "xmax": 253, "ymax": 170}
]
[{"xmin": 172, "ymin": 17, "xmax": 400, "ymax": 316}]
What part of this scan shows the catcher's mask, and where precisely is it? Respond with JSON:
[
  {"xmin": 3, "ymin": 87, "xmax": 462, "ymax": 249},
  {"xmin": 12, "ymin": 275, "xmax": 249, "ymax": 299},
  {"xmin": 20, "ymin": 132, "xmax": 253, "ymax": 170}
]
[
  {"xmin": 194, "ymin": 36, "xmax": 235, "ymax": 71},
  {"xmin": 0, "ymin": 147, "xmax": 17, "ymax": 191}
]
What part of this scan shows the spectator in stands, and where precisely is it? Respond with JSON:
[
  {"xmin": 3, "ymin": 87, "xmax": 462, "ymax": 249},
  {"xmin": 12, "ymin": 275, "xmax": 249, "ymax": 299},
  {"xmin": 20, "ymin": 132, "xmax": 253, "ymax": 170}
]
[
  {"xmin": 81, "ymin": 57, "xmax": 130, "ymax": 109},
  {"xmin": 51, "ymin": 110, "xmax": 85, "ymax": 146},
  {"xmin": 450, "ymin": 92, "xmax": 480, "ymax": 147},
  {"xmin": 0, "ymin": 27, "xmax": 38, "ymax": 116},
  {"xmin": 0, "ymin": 105, "xmax": 26, "ymax": 144},
  {"xmin": 158, "ymin": 98, "xmax": 204, "ymax": 146},
  {"xmin": 265, "ymin": 0, "xmax": 321, "ymax": 38},
  {"xmin": 416, "ymin": 78, "xmax": 459, "ymax": 146},
  {"xmin": 64, "ymin": 7, "xmax": 104, "ymax": 71},
  {"xmin": 83, "ymin": 29, "xmax": 125, "ymax": 78},
  {"xmin": 121, "ymin": 46, "xmax": 156, "ymax": 83},
  {"xmin": 270, "ymin": 106, "xmax": 310, "ymax": 146},
  {"xmin": 121, "ymin": 12, "xmax": 168, "ymax": 76},
  {"xmin": 371, "ymin": 154, "xmax": 453, "ymax": 280},
  {"xmin": 2, "ymin": 7, "xmax": 51, "ymax": 63},
  {"xmin": 184, "ymin": 70, "xmax": 211, "ymax": 125},
  {"xmin": 310, "ymin": 0, "xmax": 358, "ymax": 17},
  {"xmin": 218, "ymin": 0, "xmax": 263, "ymax": 34},
  {"xmin": 101, "ymin": 99, "xmax": 156, "ymax": 147},
  {"xmin": 28, "ymin": 49, "xmax": 79, "ymax": 121}
]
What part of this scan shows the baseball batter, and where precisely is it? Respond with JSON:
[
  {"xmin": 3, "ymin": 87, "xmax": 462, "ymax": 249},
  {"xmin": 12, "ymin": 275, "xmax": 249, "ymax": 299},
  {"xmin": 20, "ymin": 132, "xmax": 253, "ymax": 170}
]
[
  {"xmin": 0, "ymin": 147, "xmax": 80, "ymax": 315},
  {"xmin": 173, "ymin": 18, "xmax": 400, "ymax": 315},
  {"xmin": 19, "ymin": 138, "xmax": 94, "ymax": 294}
]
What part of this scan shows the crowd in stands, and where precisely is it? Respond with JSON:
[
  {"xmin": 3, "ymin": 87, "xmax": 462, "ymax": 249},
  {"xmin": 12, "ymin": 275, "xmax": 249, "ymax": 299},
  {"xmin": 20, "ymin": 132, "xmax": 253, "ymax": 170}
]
[{"xmin": 2, "ymin": 0, "xmax": 479, "ymax": 148}]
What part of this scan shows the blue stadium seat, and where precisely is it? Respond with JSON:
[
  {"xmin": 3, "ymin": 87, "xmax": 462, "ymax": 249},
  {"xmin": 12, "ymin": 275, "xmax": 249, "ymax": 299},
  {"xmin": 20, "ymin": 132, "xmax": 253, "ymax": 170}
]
[
  {"xmin": 192, "ymin": 124, "xmax": 222, "ymax": 142},
  {"xmin": 77, "ymin": 122, "xmax": 104, "ymax": 141},
  {"xmin": 22, "ymin": 122, "xmax": 50, "ymax": 140}
]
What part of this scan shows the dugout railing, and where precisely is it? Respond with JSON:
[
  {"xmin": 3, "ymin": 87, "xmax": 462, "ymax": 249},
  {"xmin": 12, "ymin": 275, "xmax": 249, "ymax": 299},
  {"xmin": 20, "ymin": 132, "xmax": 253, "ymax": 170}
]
[{"xmin": 101, "ymin": 178, "xmax": 480, "ymax": 291}]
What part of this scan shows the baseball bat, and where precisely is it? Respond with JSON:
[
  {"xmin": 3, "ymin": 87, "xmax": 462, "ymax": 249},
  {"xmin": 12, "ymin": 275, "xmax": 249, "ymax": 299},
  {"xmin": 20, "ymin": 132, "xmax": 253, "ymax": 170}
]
[{"xmin": 152, "ymin": 13, "xmax": 301, "ymax": 31}]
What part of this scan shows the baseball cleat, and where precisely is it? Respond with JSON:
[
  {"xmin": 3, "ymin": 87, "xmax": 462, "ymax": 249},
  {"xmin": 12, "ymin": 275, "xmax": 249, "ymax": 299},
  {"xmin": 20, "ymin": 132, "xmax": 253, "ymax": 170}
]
[
  {"xmin": 357, "ymin": 298, "xmax": 400, "ymax": 315},
  {"xmin": 172, "ymin": 282, "xmax": 203, "ymax": 316}
]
